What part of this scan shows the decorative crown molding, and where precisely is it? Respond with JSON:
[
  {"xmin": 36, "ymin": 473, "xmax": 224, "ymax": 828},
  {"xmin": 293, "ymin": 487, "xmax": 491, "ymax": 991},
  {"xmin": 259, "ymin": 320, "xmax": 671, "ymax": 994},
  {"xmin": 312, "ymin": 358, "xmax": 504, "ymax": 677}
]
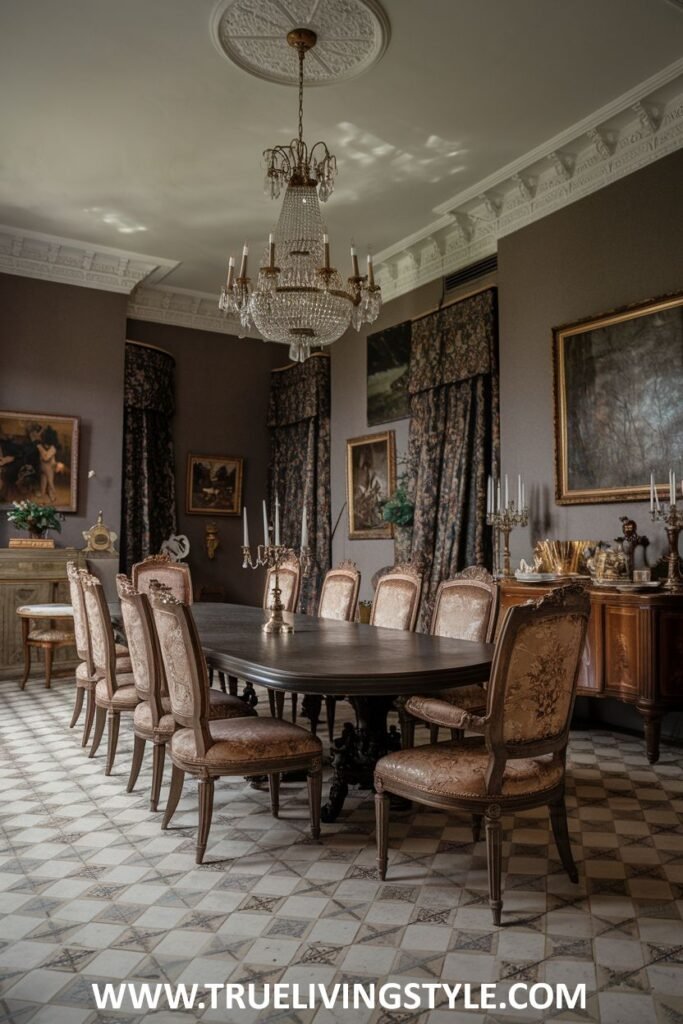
[
  {"xmin": 127, "ymin": 283, "xmax": 260, "ymax": 338},
  {"xmin": 373, "ymin": 59, "xmax": 683, "ymax": 304},
  {"xmin": 0, "ymin": 226, "xmax": 178, "ymax": 294}
]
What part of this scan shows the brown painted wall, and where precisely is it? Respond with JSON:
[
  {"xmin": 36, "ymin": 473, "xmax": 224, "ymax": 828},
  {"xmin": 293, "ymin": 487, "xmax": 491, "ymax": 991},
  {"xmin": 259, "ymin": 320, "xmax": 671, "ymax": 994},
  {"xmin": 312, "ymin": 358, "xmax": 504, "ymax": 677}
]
[
  {"xmin": 0, "ymin": 274, "xmax": 127, "ymax": 548},
  {"xmin": 498, "ymin": 148, "xmax": 683, "ymax": 567},
  {"xmin": 126, "ymin": 320, "xmax": 287, "ymax": 606}
]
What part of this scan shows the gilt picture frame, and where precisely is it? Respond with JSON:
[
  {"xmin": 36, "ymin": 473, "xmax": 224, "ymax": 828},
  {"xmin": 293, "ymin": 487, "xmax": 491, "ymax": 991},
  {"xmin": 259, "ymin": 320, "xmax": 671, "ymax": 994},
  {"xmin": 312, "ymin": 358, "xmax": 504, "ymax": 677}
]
[
  {"xmin": 553, "ymin": 292, "xmax": 683, "ymax": 505},
  {"xmin": 0, "ymin": 410, "xmax": 79, "ymax": 512},
  {"xmin": 346, "ymin": 431, "xmax": 396, "ymax": 539},
  {"xmin": 186, "ymin": 454, "xmax": 243, "ymax": 515}
]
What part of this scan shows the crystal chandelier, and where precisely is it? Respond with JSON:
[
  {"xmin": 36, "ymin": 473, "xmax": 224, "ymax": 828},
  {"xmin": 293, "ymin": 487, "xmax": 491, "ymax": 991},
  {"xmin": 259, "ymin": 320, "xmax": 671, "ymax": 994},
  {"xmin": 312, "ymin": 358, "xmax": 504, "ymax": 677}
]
[{"xmin": 218, "ymin": 28, "xmax": 382, "ymax": 362}]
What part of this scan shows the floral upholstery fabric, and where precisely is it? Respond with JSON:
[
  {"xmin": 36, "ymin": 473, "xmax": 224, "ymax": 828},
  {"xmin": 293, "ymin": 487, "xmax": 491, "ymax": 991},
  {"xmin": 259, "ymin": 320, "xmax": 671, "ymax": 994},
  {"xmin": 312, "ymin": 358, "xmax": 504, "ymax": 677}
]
[
  {"xmin": 171, "ymin": 718, "xmax": 321, "ymax": 773},
  {"xmin": 152, "ymin": 611, "xmax": 196, "ymax": 721},
  {"xmin": 134, "ymin": 561, "xmax": 193, "ymax": 604},
  {"xmin": 208, "ymin": 690, "xmax": 257, "ymax": 720},
  {"xmin": 264, "ymin": 566, "xmax": 299, "ymax": 613},
  {"xmin": 432, "ymin": 585, "xmax": 492, "ymax": 641},
  {"xmin": 318, "ymin": 574, "xmax": 358, "ymax": 621},
  {"xmin": 501, "ymin": 614, "xmax": 585, "ymax": 745},
  {"xmin": 68, "ymin": 572, "xmax": 89, "ymax": 661},
  {"xmin": 75, "ymin": 661, "xmax": 96, "ymax": 685},
  {"xmin": 27, "ymin": 628, "xmax": 75, "ymax": 643},
  {"xmin": 95, "ymin": 678, "xmax": 139, "ymax": 710},
  {"xmin": 376, "ymin": 741, "xmax": 563, "ymax": 801},
  {"xmin": 120, "ymin": 600, "xmax": 152, "ymax": 700},
  {"xmin": 406, "ymin": 684, "xmax": 487, "ymax": 721},
  {"xmin": 134, "ymin": 700, "xmax": 175, "ymax": 737},
  {"xmin": 372, "ymin": 578, "xmax": 419, "ymax": 631}
]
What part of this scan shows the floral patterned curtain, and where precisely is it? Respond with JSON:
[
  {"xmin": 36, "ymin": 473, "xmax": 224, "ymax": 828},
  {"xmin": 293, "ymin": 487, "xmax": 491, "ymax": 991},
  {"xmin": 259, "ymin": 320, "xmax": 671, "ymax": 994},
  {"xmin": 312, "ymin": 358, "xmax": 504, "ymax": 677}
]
[
  {"xmin": 407, "ymin": 288, "xmax": 499, "ymax": 630},
  {"xmin": 120, "ymin": 342, "xmax": 177, "ymax": 574},
  {"xmin": 267, "ymin": 353, "xmax": 331, "ymax": 614}
]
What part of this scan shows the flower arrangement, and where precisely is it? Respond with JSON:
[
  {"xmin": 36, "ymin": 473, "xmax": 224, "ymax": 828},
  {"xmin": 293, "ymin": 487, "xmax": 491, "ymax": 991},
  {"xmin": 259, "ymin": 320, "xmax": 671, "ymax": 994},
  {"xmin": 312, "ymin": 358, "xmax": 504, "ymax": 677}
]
[{"xmin": 6, "ymin": 500, "xmax": 64, "ymax": 537}]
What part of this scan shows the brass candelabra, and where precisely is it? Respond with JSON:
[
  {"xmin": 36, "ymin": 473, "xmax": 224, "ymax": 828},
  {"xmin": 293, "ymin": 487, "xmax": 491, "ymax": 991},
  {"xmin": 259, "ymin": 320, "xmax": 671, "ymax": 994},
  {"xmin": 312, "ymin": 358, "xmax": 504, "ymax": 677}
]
[
  {"xmin": 649, "ymin": 503, "xmax": 683, "ymax": 592},
  {"xmin": 487, "ymin": 502, "xmax": 529, "ymax": 578},
  {"xmin": 242, "ymin": 542, "xmax": 312, "ymax": 633}
]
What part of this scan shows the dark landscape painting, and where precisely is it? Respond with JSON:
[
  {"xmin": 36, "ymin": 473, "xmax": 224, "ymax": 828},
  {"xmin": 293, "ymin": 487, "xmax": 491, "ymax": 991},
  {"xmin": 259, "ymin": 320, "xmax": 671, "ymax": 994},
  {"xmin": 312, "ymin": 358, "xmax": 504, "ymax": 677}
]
[{"xmin": 367, "ymin": 320, "xmax": 411, "ymax": 426}]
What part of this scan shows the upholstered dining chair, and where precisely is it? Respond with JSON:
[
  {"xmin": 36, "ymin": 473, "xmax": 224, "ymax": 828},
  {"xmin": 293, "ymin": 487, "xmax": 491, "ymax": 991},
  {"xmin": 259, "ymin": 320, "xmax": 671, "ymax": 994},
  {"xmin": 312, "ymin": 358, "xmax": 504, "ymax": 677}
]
[
  {"xmin": 402, "ymin": 566, "xmax": 498, "ymax": 747},
  {"xmin": 264, "ymin": 555, "xmax": 302, "ymax": 721},
  {"xmin": 150, "ymin": 589, "xmax": 323, "ymax": 864},
  {"xmin": 314, "ymin": 562, "xmax": 361, "ymax": 740},
  {"xmin": 66, "ymin": 562, "xmax": 131, "ymax": 747},
  {"xmin": 374, "ymin": 585, "xmax": 590, "ymax": 925},
  {"xmin": 132, "ymin": 554, "xmax": 193, "ymax": 605},
  {"xmin": 370, "ymin": 563, "xmax": 423, "ymax": 632},
  {"xmin": 81, "ymin": 571, "xmax": 139, "ymax": 774},
  {"xmin": 116, "ymin": 576, "xmax": 256, "ymax": 811}
]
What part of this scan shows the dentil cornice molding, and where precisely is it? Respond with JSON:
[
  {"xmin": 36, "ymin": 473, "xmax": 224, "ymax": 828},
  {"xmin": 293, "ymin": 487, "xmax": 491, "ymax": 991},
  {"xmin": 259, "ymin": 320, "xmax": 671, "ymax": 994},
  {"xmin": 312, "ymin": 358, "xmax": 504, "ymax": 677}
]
[
  {"xmin": 127, "ymin": 284, "xmax": 260, "ymax": 339},
  {"xmin": 373, "ymin": 58, "xmax": 683, "ymax": 303},
  {"xmin": 0, "ymin": 226, "xmax": 178, "ymax": 294}
]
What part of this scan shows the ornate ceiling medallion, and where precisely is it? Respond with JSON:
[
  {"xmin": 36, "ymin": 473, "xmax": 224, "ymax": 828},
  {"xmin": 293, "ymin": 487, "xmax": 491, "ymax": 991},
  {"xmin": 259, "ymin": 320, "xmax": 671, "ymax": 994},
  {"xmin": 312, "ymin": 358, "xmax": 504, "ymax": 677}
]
[{"xmin": 211, "ymin": 0, "xmax": 389, "ymax": 87}]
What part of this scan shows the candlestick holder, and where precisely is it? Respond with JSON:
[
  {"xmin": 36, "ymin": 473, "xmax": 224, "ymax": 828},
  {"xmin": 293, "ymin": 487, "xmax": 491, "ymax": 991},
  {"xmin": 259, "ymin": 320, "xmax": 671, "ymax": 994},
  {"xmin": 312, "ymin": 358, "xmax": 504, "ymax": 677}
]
[
  {"xmin": 487, "ymin": 503, "xmax": 529, "ymax": 578},
  {"xmin": 649, "ymin": 503, "xmax": 683, "ymax": 591},
  {"xmin": 241, "ymin": 542, "xmax": 313, "ymax": 633}
]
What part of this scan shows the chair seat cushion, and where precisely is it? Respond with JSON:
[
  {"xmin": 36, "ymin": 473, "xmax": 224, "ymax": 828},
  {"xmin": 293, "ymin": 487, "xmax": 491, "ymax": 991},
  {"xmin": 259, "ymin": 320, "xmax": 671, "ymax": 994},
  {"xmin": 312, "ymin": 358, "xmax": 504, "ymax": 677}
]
[
  {"xmin": 376, "ymin": 739, "xmax": 564, "ymax": 802},
  {"xmin": 115, "ymin": 643, "xmax": 129, "ymax": 657},
  {"xmin": 95, "ymin": 677, "xmax": 139, "ymax": 710},
  {"xmin": 27, "ymin": 628, "xmax": 75, "ymax": 643},
  {"xmin": 134, "ymin": 700, "xmax": 175, "ymax": 737},
  {"xmin": 115, "ymin": 656, "xmax": 133, "ymax": 674},
  {"xmin": 171, "ymin": 718, "xmax": 321, "ymax": 773},
  {"xmin": 208, "ymin": 689, "xmax": 257, "ymax": 720},
  {"xmin": 76, "ymin": 660, "xmax": 97, "ymax": 685}
]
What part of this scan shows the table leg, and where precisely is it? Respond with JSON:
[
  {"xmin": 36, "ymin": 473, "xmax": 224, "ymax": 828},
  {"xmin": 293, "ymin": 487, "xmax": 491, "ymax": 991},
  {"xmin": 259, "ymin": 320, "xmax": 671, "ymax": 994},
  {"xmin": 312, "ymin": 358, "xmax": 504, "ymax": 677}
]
[
  {"xmin": 637, "ymin": 705, "xmax": 662, "ymax": 764},
  {"xmin": 321, "ymin": 695, "xmax": 401, "ymax": 823},
  {"xmin": 19, "ymin": 619, "xmax": 31, "ymax": 689}
]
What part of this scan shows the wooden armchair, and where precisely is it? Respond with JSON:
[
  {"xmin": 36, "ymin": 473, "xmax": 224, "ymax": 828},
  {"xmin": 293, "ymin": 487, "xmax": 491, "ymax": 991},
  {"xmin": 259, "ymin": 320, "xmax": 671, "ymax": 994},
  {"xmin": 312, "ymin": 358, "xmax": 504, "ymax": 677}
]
[
  {"xmin": 132, "ymin": 554, "xmax": 193, "ymax": 605},
  {"xmin": 375, "ymin": 585, "xmax": 590, "ymax": 925},
  {"xmin": 150, "ymin": 589, "xmax": 323, "ymax": 863},
  {"xmin": 402, "ymin": 566, "xmax": 498, "ymax": 747}
]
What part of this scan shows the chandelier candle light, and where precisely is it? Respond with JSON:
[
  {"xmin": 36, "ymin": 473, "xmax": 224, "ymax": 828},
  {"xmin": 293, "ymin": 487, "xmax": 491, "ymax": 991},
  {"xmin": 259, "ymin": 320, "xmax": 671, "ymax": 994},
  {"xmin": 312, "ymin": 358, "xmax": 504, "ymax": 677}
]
[
  {"xmin": 242, "ymin": 498, "xmax": 312, "ymax": 634},
  {"xmin": 649, "ymin": 469, "xmax": 683, "ymax": 591},
  {"xmin": 486, "ymin": 473, "xmax": 529, "ymax": 578},
  {"xmin": 218, "ymin": 28, "xmax": 382, "ymax": 362}
]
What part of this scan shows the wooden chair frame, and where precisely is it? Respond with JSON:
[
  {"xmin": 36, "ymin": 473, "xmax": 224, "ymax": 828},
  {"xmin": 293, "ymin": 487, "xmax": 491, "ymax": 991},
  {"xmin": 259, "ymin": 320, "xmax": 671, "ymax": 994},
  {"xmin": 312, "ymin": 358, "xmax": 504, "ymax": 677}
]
[{"xmin": 132, "ymin": 554, "xmax": 193, "ymax": 605}]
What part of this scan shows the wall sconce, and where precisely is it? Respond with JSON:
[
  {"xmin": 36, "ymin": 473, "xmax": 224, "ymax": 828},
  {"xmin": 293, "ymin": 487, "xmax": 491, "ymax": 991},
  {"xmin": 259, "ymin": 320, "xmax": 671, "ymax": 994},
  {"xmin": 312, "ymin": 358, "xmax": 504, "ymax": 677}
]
[{"xmin": 205, "ymin": 523, "xmax": 220, "ymax": 560}]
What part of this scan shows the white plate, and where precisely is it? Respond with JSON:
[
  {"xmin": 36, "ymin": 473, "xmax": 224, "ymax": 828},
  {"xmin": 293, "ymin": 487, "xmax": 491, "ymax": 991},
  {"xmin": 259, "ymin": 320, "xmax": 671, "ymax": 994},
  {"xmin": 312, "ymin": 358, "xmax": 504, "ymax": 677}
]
[
  {"xmin": 614, "ymin": 581, "xmax": 662, "ymax": 592},
  {"xmin": 514, "ymin": 573, "xmax": 559, "ymax": 582}
]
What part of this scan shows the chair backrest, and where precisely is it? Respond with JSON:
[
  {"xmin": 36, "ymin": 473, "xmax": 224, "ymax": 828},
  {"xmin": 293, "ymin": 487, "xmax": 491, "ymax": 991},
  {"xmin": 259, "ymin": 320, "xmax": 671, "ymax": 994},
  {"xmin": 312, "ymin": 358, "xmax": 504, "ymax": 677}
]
[
  {"xmin": 484, "ymin": 585, "xmax": 590, "ymax": 784},
  {"xmin": 370, "ymin": 564, "xmax": 423, "ymax": 631},
  {"xmin": 318, "ymin": 562, "xmax": 361, "ymax": 622},
  {"xmin": 430, "ymin": 566, "xmax": 498, "ymax": 643},
  {"xmin": 116, "ymin": 574, "xmax": 165, "ymax": 721},
  {"xmin": 150, "ymin": 590, "xmax": 212, "ymax": 755},
  {"xmin": 80, "ymin": 570, "xmax": 118, "ymax": 696},
  {"xmin": 132, "ymin": 554, "xmax": 193, "ymax": 605},
  {"xmin": 67, "ymin": 560, "xmax": 92, "ymax": 672},
  {"xmin": 263, "ymin": 556, "xmax": 301, "ymax": 613}
]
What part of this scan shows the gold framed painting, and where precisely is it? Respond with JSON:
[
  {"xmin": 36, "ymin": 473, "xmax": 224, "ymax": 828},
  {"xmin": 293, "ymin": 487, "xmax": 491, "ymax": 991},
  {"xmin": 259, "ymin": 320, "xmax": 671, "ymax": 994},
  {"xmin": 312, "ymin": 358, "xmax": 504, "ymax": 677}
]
[
  {"xmin": 346, "ymin": 430, "xmax": 396, "ymax": 539},
  {"xmin": 0, "ymin": 410, "xmax": 79, "ymax": 512},
  {"xmin": 553, "ymin": 292, "xmax": 683, "ymax": 505},
  {"xmin": 186, "ymin": 454, "xmax": 243, "ymax": 515}
]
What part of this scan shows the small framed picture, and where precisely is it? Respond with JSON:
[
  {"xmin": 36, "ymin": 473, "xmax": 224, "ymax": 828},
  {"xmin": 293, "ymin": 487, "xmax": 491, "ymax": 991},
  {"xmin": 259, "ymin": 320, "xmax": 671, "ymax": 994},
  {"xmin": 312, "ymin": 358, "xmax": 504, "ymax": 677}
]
[
  {"xmin": 346, "ymin": 431, "xmax": 396, "ymax": 539},
  {"xmin": 0, "ymin": 410, "xmax": 79, "ymax": 512},
  {"xmin": 186, "ymin": 454, "xmax": 243, "ymax": 515}
]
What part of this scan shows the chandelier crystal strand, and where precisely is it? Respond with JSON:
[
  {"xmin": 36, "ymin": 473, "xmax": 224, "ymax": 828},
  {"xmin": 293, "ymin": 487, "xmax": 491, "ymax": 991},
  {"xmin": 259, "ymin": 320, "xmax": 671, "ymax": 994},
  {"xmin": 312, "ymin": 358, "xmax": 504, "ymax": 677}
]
[{"xmin": 218, "ymin": 27, "xmax": 381, "ymax": 359}]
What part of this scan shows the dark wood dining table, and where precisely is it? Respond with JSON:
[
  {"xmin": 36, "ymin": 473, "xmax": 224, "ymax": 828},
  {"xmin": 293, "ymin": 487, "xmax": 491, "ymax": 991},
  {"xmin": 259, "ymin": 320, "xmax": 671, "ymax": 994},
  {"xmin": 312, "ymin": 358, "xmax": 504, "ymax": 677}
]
[{"xmin": 193, "ymin": 603, "xmax": 494, "ymax": 822}]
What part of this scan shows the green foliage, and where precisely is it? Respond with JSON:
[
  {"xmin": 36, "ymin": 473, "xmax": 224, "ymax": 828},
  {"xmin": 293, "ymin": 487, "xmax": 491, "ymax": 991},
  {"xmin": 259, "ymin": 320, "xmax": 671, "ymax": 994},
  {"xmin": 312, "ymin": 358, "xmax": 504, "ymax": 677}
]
[
  {"xmin": 6, "ymin": 500, "xmax": 63, "ymax": 534},
  {"xmin": 382, "ymin": 480, "xmax": 414, "ymax": 527}
]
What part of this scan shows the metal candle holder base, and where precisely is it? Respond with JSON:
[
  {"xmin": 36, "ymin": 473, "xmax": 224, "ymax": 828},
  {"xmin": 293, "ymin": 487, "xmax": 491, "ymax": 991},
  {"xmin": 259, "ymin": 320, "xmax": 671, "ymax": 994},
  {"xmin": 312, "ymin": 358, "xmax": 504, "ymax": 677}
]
[
  {"xmin": 486, "ymin": 504, "xmax": 529, "ymax": 578},
  {"xmin": 650, "ymin": 504, "xmax": 683, "ymax": 592},
  {"xmin": 241, "ymin": 542, "xmax": 312, "ymax": 633}
]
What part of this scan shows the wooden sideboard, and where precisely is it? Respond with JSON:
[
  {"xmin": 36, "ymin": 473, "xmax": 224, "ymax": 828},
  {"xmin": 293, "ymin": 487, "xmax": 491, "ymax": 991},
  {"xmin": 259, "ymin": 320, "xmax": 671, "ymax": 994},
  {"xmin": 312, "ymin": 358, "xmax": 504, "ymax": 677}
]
[
  {"xmin": 499, "ymin": 580, "xmax": 683, "ymax": 763},
  {"xmin": 0, "ymin": 547, "xmax": 86, "ymax": 678}
]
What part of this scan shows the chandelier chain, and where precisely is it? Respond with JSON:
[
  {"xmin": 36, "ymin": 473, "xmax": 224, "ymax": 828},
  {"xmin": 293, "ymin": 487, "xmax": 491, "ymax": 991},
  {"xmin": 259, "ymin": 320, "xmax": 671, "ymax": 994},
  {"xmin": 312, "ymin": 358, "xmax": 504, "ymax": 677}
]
[{"xmin": 297, "ymin": 44, "xmax": 305, "ymax": 146}]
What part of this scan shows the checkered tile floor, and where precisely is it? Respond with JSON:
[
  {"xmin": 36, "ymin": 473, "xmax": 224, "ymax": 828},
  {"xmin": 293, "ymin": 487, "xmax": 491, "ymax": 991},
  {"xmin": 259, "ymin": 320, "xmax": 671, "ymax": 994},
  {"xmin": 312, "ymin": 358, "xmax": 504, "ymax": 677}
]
[{"xmin": 1, "ymin": 675, "xmax": 682, "ymax": 1024}]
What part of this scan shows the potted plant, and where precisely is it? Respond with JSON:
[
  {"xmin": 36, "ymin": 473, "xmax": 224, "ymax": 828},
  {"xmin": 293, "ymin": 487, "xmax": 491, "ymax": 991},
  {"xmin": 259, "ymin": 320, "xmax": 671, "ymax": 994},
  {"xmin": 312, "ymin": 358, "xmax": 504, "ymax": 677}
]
[
  {"xmin": 6, "ymin": 500, "xmax": 64, "ymax": 540},
  {"xmin": 382, "ymin": 469, "xmax": 414, "ymax": 564}
]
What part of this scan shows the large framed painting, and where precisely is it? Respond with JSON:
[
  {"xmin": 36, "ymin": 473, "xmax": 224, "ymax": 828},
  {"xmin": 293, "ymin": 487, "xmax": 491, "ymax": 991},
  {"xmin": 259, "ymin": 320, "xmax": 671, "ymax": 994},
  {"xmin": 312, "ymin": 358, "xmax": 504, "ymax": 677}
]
[
  {"xmin": 367, "ymin": 320, "xmax": 411, "ymax": 426},
  {"xmin": 0, "ymin": 410, "xmax": 79, "ymax": 512},
  {"xmin": 346, "ymin": 430, "xmax": 396, "ymax": 539},
  {"xmin": 186, "ymin": 454, "xmax": 243, "ymax": 515},
  {"xmin": 553, "ymin": 292, "xmax": 683, "ymax": 504}
]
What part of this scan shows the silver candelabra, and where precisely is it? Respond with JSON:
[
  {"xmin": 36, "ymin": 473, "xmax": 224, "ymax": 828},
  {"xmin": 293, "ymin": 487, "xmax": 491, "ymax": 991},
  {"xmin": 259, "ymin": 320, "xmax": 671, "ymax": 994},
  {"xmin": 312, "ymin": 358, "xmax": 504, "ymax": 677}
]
[
  {"xmin": 242, "ymin": 542, "xmax": 312, "ymax": 633},
  {"xmin": 649, "ymin": 503, "xmax": 683, "ymax": 592},
  {"xmin": 487, "ymin": 502, "xmax": 529, "ymax": 578}
]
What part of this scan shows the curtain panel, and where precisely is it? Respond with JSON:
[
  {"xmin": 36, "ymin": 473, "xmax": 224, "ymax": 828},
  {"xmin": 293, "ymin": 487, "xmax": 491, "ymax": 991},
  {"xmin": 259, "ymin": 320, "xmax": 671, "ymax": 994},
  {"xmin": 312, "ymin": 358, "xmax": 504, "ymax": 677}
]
[
  {"xmin": 267, "ymin": 353, "xmax": 331, "ymax": 614},
  {"xmin": 121, "ymin": 342, "xmax": 177, "ymax": 574},
  {"xmin": 407, "ymin": 287, "xmax": 499, "ymax": 630}
]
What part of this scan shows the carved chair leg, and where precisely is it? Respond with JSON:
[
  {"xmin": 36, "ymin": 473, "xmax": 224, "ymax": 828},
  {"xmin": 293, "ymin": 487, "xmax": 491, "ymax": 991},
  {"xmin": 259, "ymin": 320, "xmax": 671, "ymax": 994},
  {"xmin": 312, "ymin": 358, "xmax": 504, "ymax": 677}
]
[
  {"xmin": 70, "ymin": 686, "xmax": 85, "ymax": 728},
  {"xmin": 429, "ymin": 724, "xmax": 439, "ymax": 744},
  {"xmin": 269, "ymin": 773, "xmax": 280, "ymax": 818},
  {"xmin": 105, "ymin": 711, "xmax": 121, "ymax": 776},
  {"xmin": 291, "ymin": 694, "xmax": 298, "ymax": 724},
  {"xmin": 400, "ymin": 713, "xmax": 416, "ymax": 750},
  {"xmin": 450, "ymin": 728, "xmax": 464, "ymax": 742},
  {"xmin": 150, "ymin": 743, "xmax": 166, "ymax": 812},
  {"xmin": 268, "ymin": 688, "xmax": 276, "ymax": 717},
  {"xmin": 218, "ymin": 672, "xmax": 227, "ymax": 694},
  {"xmin": 275, "ymin": 691, "xmax": 285, "ymax": 719},
  {"xmin": 485, "ymin": 805, "xmax": 503, "ymax": 926},
  {"xmin": 228, "ymin": 675, "xmax": 238, "ymax": 696},
  {"xmin": 472, "ymin": 814, "xmax": 483, "ymax": 844},
  {"xmin": 44, "ymin": 644, "xmax": 54, "ymax": 689},
  {"xmin": 196, "ymin": 778, "xmax": 215, "ymax": 864},
  {"xmin": 325, "ymin": 696, "xmax": 336, "ymax": 743},
  {"xmin": 89, "ymin": 706, "xmax": 107, "ymax": 758},
  {"xmin": 307, "ymin": 696, "xmax": 322, "ymax": 737},
  {"xmin": 19, "ymin": 621, "xmax": 31, "ymax": 689},
  {"xmin": 307, "ymin": 764, "xmax": 322, "ymax": 841},
  {"xmin": 82, "ymin": 688, "xmax": 96, "ymax": 747},
  {"xmin": 550, "ymin": 797, "xmax": 578, "ymax": 883},
  {"xmin": 127, "ymin": 734, "xmax": 146, "ymax": 792},
  {"xmin": 162, "ymin": 763, "xmax": 185, "ymax": 829},
  {"xmin": 208, "ymin": 666, "xmax": 214, "ymax": 687},
  {"xmin": 375, "ymin": 790, "xmax": 390, "ymax": 880}
]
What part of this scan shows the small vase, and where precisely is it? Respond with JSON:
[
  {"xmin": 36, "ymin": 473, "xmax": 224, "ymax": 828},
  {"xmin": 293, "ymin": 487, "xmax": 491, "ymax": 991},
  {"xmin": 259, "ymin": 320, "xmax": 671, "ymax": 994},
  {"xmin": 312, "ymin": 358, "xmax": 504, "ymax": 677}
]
[
  {"xmin": 28, "ymin": 528, "xmax": 46, "ymax": 540},
  {"xmin": 393, "ymin": 524, "xmax": 413, "ymax": 565}
]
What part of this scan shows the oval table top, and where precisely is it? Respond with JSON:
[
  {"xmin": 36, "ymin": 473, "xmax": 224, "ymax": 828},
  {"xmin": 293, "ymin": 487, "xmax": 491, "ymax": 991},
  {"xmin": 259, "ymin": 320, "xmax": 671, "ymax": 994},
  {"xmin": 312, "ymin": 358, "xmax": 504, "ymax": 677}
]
[{"xmin": 193, "ymin": 602, "xmax": 493, "ymax": 696}]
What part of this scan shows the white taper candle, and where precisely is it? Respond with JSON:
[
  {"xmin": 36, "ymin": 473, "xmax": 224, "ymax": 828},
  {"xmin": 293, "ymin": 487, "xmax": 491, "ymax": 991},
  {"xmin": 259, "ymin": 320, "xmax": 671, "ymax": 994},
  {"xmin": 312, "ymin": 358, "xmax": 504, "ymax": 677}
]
[
  {"xmin": 262, "ymin": 500, "xmax": 269, "ymax": 546},
  {"xmin": 242, "ymin": 506, "xmax": 249, "ymax": 548}
]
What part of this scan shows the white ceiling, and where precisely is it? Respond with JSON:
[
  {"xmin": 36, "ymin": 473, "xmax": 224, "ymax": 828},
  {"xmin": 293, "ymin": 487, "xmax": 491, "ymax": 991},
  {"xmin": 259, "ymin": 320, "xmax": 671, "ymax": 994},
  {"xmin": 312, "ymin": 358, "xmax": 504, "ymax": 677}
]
[{"xmin": 1, "ymin": 0, "xmax": 682, "ymax": 298}]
